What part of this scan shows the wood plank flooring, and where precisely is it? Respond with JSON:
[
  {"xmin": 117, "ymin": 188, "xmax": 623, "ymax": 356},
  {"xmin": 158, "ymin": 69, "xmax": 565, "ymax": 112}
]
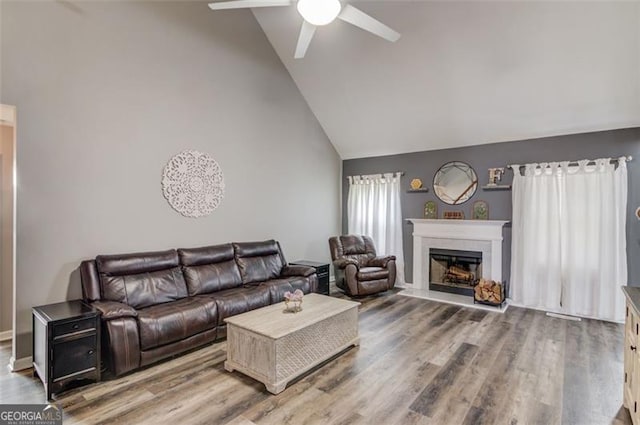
[{"xmin": 0, "ymin": 288, "xmax": 633, "ymax": 425}]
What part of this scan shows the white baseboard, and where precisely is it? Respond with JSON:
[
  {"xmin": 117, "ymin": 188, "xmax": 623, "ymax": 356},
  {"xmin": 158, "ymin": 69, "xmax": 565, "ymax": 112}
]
[
  {"xmin": 507, "ymin": 300, "xmax": 623, "ymax": 324},
  {"xmin": 0, "ymin": 330, "xmax": 11, "ymax": 342},
  {"xmin": 9, "ymin": 355, "xmax": 32, "ymax": 372}
]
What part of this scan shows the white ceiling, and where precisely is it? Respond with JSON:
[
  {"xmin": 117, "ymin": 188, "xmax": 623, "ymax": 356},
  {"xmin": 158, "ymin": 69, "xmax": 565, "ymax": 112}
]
[{"xmin": 252, "ymin": 1, "xmax": 640, "ymax": 159}]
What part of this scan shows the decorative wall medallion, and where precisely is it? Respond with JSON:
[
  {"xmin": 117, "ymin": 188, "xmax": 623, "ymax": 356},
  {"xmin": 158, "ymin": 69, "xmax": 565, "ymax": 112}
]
[
  {"xmin": 472, "ymin": 200, "xmax": 489, "ymax": 220},
  {"xmin": 162, "ymin": 150, "xmax": 225, "ymax": 218}
]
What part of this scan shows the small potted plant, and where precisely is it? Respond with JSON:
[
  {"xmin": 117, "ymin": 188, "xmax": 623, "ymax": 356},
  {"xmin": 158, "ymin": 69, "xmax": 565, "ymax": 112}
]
[{"xmin": 284, "ymin": 289, "xmax": 304, "ymax": 313}]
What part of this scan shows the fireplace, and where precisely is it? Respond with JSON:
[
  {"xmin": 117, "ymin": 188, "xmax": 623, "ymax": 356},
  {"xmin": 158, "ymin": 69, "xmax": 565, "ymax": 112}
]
[
  {"xmin": 429, "ymin": 248, "xmax": 482, "ymax": 296},
  {"xmin": 405, "ymin": 219, "xmax": 509, "ymax": 312},
  {"xmin": 407, "ymin": 219, "xmax": 508, "ymax": 290}
]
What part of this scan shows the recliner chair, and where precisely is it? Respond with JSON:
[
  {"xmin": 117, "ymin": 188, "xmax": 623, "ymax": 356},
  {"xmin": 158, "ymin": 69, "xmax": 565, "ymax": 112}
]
[{"xmin": 328, "ymin": 235, "xmax": 397, "ymax": 296}]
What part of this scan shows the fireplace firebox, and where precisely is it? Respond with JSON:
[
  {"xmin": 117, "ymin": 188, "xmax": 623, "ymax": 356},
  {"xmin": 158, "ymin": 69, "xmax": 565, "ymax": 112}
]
[{"xmin": 429, "ymin": 248, "xmax": 482, "ymax": 296}]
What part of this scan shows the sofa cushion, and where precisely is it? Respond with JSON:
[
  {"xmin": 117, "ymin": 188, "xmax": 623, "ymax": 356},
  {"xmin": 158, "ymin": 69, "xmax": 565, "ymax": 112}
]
[
  {"xmin": 137, "ymin": 296, "xmax": 218, "ymax": 351},
  {"xmin": 179, "ymin": 244, "xmax": 242, "ymax": 295},
  {"xmin": 101, "ymin": 267, "xmax": 188, "ymax": 310},
  {"xmin": 259, "ymin": 278, "xmax": 313, "ymax": 303},
  {"xmin": 357, "ymin": 267, "xmax": 389, "ymax": 282},
  {"xmin": 97, "ymin": 250, "xmax": 179, "ymax": 275},
  {"xmin": 233, "ymin": 240, "xmax": 285, "ymax": 285},
  {"xmin": 96, "ymin": 250, "xmax": 188, "ymax": 309},
  {"xmin": 178, "ymin": 244, "xmax": 235, "ymax": 267},
  {"xmin": 284, "ymin": 276, "xmax": 312, "ymax": 293},
  {"xmin": 208, "ymin": 286, "xmax": 271, "ymax": 325},
  {"xmin": 182, "ymin": 262, "xmax": 243, "ymax": 295}
]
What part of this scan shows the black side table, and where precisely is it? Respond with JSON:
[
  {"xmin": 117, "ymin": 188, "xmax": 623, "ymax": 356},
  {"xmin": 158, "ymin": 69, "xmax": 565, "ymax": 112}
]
[
  {"xmin": 290, "ymin": 260, "xmax": 330, "ymax": 295},
  {"xmin": 32, "ymin": 300, "xmax": 100, "ymax": 400}
]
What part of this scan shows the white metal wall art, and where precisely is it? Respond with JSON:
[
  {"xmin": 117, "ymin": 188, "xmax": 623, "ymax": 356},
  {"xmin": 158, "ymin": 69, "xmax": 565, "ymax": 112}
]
[{"xmin": 162, "ymin": 150, "xmax": 225, "ymax": 218}]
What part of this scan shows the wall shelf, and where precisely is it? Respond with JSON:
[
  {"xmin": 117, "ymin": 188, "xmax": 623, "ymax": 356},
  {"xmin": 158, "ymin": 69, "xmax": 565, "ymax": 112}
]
[
  {"xmin": 407, "ymin": 188, "xmax": 429, "ymax": 193},
  {"xmin": 482, "ymin": 185, "xmax": 511, "ymax": 191}
]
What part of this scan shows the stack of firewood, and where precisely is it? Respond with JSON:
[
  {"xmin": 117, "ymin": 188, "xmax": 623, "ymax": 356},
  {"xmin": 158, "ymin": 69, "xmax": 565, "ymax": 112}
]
[
  {"xmin": 474, "ymin": 279, "xmax": 504, "ymax": 304},
  {"xmin": 446, "ymin": 266, "xmax": 474, "ymax": 281}
]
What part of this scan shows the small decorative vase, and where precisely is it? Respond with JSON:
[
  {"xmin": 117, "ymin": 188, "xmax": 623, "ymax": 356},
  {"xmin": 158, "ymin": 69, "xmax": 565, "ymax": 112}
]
[{"xmin": 284, "ymin": 299, "xmax": 303, "ymax": 313}]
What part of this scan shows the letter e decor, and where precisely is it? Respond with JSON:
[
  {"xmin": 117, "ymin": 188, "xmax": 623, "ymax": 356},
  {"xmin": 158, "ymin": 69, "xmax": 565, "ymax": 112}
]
[{"xmin": 162, "ymin": 150, "xmax": 225, "ymax": 218}]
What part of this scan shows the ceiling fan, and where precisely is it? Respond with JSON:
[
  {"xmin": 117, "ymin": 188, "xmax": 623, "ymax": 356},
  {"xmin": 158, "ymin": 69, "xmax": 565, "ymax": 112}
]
[{"xmin": 208, "ymin": 0, "xmax": 401, "ymax": 59}]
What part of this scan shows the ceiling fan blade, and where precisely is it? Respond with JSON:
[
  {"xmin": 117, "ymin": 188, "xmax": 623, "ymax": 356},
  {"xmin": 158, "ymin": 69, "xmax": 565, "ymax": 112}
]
[
  {"xmin": 208, "ymin": 0, "xmax": 291, "ymax": 10},
  {"xmin": 294, "ymin": 21, "xmax": 316, "ymax": 59},
  {"xmin": 338, "ymin": 5, "xmax": 401, "ymax": 42}
]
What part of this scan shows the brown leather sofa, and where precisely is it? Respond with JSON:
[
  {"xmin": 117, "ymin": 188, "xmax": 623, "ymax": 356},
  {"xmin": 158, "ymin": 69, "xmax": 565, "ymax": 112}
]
[
  {"xmin": 80, "ymin": 240, "xmax": 317, "ymax": 377},
  {"xmin": 329, "ymin": 235, "xmax": 397, "ymax": 296}
]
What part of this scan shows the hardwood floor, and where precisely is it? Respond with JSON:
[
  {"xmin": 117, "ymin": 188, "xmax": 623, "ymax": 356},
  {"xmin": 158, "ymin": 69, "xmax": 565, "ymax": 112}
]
[{"xmin": 0, "ymin": 289, "xmax": 633, "ymax": 425}]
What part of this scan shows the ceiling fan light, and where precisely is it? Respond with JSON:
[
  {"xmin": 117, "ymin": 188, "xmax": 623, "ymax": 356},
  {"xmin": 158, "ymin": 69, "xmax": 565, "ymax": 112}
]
[{"xmin": 296, "ymin": 0, "xmax": 341, "ymax": 26}]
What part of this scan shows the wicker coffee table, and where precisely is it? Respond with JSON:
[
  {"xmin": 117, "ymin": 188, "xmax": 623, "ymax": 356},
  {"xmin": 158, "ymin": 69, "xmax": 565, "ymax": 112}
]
[{"xmin": 224, "ymin": 293, "xmax": 360, "ymax": 394}]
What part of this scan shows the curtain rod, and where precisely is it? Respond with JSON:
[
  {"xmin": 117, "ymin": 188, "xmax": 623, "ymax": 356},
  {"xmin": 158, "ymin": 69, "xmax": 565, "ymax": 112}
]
[
  {"xmin": 346, "ymin": 172, "xmax": 405, "ymax": 179},
  {"xmin": 507, "ymin": 156, "xmax": 633, "ymax": 169}
]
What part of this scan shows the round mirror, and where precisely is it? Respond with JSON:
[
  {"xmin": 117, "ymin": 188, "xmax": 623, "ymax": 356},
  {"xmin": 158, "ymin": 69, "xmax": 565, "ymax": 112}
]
[{"xmin": 433, "ymin": 161, "xmax": 478, "ymax": 205}]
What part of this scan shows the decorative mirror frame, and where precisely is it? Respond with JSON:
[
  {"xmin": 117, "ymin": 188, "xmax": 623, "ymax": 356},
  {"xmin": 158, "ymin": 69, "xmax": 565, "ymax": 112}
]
[{"xmin": 433, "ymin": 161, "xmax": 478, "ymax": 205}]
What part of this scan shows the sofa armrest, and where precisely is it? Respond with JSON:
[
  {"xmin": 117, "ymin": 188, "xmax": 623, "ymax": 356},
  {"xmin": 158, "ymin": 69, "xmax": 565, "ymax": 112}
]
[
  {"xmin": 333, "ymin": 258, "xmax": 359, "ymax": 270},
  {"xmin": 368, "ymin": 255, "xmax": 396, "ymax": 268},
  {"xmin": 281, "ymin": 265, "xmax": 316, "ymax": 278},
  {"xmin": 92, "ymin": 301, "xmax": 138, "ymax": 321}
]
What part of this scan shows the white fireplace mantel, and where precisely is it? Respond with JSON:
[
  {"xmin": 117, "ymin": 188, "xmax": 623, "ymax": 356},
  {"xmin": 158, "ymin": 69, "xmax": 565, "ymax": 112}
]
[{"xmin": 408, "ymin": 219, "xmax": 509, "ymax": 288}]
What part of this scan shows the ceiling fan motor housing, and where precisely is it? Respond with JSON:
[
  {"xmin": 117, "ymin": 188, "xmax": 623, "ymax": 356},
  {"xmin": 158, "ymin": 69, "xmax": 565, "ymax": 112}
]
[{"xmin": 296, "ymin": 0, "xmax": 342, "ymax": 26}]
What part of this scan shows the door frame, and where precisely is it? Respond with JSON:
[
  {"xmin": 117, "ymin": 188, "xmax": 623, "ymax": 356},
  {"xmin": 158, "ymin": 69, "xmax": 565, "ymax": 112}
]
[{"xmin": 0, "ymin": 104, "xmax": 17, "ymax": 366}]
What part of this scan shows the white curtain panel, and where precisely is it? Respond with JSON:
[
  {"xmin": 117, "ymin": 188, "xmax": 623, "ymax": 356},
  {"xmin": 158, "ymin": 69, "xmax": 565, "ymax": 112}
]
[
  {"xmin": 560, "ymin": 159, "xmax": 628, "ymax": 321},
  {"xmin": 510, "ymin": 163, "xmax": 563, "ymax": 311},
  {"xmin": 510, "ymin": 158, "xmax": 628, "ymax": 322},
  {"xmin": 347, "ymin": 173, "xmax": 405, "ymax": 284}
]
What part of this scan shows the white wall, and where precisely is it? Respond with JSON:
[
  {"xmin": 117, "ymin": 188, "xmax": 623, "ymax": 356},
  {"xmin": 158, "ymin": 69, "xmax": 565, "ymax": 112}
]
[
  {"xmin": 255, "ymin": 1, "xmax": 640, "ymax": 158},
  {"xmin": 0, "ymin": 1, "xmax": 341, "ymax": 359}
]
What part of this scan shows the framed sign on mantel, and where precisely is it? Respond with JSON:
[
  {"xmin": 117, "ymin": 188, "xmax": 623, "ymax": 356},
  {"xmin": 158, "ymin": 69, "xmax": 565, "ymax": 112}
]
[
  {"xmin": 424, "ymin": 201, "xmax": 437, "ymax": 219},
  {"xmin": 443, "ymin": 211, "xmax": 464, "ymax": 220},
  {"xmin": 472, "ymin": 200, "xmax": 489, "ymax": 220}
]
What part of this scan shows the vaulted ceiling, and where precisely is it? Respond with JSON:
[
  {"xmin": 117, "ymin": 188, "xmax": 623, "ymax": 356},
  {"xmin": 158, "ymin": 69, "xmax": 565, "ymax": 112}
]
[{"xmin": 252, "ymin": 1, "xmax": 640, "ymax": 159}]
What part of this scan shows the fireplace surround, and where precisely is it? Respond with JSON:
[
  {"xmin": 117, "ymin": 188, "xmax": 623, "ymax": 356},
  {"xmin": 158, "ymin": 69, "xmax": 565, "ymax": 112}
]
[{"xmin": 405, "ymin": 219, "xmax": 509, "ymax": 310}]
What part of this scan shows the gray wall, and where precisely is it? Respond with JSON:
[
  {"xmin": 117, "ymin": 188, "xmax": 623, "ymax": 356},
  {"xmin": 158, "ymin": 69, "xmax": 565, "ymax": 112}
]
[
  {"xmin": 343, "ymin": 128, "xmax": 640, "ymax": 286},
  {"xmin": 1, "ymin": 1, "xmax": 341, "ymax": 359}
]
